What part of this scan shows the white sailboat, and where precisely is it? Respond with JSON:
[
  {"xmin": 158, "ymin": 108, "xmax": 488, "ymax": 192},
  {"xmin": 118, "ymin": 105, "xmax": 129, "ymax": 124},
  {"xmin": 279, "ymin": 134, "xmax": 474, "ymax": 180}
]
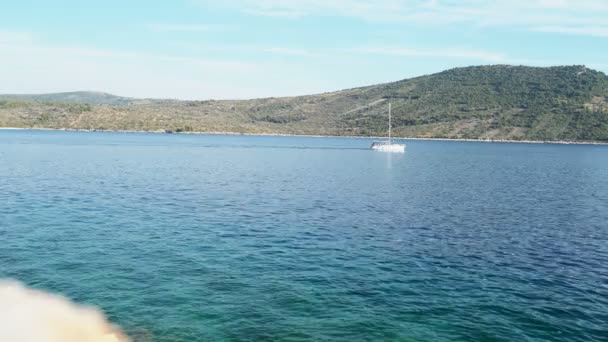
[{"xmin": 370, "ymin": 102, "xmax": 406, "ymax": 152}]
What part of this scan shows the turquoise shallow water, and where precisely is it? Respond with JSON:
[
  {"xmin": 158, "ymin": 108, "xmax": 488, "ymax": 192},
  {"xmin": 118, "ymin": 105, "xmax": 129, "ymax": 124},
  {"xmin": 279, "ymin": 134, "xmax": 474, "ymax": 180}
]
[{"xmin": 1, "ymin": 130, "xmax": 608, "ymax": 341}]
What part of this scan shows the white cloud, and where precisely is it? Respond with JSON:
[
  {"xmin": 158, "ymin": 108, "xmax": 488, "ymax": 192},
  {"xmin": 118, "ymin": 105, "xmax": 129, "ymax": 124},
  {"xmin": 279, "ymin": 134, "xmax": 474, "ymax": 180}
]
[
  {"xmin": 531, "ymin": 0, "xmax": 608, "ymax": 11},
  {"xmin": 0, "ymin": 43, "xmax": 253, "ymax": 69},
  {"xmin": 0, "ymin": 31, "xmax": 33, "ymax": 43},
  {"xmin": 243, "ymin": 9, "xmax": 307, "ymax": 18},
  {"xmin": 196, "ymin": 0, "xmax": 608, "ymax": 36},
  {"xmin": 262, "ymin": 47, "xmax": 323, "ymax": 57},
  {"xmin": 346, "ymin": 46, "xmax": 506, "ymax": 62},
  {"xmin": 534, "ymin": 26, "xmax": 608, "ymax": 38},
  {"xmin": 270, "ymin": 46, "xmax": 500, "ymax": 61},
  {"xmin": 172, "ymin": 42, "xmax": 503, "ymax": 61},
  {"xmin": 167, "ymin": 43, "xmax": 325, "ymax": 57},
  {"xmin": 148, "ymin": 23, "xmax": 232, "ymax": 32}
]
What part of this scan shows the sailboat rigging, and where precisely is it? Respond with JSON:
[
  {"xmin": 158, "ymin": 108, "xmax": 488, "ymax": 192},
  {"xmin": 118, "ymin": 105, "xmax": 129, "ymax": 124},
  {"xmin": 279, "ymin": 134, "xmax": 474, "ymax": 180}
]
[{"xmin": 370, "ymin": 102, "xmax": 406, "ymax": 152}]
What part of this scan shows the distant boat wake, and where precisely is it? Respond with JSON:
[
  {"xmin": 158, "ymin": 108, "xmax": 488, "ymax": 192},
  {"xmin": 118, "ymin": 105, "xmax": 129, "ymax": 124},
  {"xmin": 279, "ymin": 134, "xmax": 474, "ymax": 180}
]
[{"xmin": 190, "ymin": 145, "xmax": 372, "ymax": 151}]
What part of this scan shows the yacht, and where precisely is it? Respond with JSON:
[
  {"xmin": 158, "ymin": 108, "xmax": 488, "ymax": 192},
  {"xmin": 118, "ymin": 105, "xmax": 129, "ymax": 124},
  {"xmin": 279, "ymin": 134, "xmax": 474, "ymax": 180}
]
[{"xmin": 370, "ymin": 102, "xmax": 405, "ymax": 152}]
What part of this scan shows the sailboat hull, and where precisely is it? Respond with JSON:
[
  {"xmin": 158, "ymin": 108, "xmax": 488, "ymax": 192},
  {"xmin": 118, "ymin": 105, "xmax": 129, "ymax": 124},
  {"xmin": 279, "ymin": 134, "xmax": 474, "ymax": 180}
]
[
  {"xmin": 370, "ymin": 142, "xmax": 405, "ymax": 152},
  {"xmin": 368, "ymin": 102, "xmax": 406, "ymax": 152}
]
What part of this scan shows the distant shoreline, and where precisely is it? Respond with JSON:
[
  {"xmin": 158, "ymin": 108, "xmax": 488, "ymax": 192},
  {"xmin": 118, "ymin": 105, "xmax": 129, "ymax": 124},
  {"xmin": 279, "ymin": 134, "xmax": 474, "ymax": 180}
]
[{"xmin": 1, "ymin": 126, "xmax": 607, "ymax": 146}]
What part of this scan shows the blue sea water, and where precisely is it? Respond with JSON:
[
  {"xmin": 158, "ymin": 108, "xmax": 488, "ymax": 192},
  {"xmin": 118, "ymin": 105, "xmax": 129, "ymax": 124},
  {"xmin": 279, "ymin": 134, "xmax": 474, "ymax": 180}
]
[{"xmin": 1, "ymin": 130, "xmax": 607, "ymax": 341}]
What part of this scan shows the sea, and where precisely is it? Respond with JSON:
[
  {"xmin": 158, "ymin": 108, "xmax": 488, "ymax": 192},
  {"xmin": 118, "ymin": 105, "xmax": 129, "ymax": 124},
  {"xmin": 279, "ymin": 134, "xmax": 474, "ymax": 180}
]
[{"xmin": 1, "ymin": 129, "xmax": 607, "ymax": 341}]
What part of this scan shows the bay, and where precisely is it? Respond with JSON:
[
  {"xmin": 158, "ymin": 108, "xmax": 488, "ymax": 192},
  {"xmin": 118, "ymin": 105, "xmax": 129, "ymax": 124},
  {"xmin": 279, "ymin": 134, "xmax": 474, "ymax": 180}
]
[{"xmin": 1, "ymin": 130, "xmax": 607, "ymax": 341}]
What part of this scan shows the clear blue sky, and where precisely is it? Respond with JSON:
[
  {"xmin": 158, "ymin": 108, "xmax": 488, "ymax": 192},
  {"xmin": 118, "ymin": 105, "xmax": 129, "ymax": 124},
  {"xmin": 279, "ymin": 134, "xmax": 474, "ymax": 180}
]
[{"xmin": 0, "ymin": 0, "xmax": 607, "ymax": 100}]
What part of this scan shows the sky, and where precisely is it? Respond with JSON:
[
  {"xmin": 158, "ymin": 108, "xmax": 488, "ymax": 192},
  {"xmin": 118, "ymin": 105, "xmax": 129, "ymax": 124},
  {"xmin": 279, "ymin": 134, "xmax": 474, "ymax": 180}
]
[{"xmin": 0, "ymin": 0, "xmax": 607, "ymax": 100}]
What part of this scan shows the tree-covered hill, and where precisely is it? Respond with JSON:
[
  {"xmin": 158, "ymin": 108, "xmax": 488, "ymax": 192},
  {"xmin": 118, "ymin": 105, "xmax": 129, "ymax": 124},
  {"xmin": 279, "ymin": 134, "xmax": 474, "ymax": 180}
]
[{"xmin": 1, "ymin": 65, "xmax": 607, "ymax": 141}]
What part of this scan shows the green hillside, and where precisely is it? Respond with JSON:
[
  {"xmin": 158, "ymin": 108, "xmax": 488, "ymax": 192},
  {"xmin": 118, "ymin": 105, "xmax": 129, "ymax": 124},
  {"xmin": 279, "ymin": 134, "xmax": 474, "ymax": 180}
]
[
  {"xmin": 0, "ymin": 91, "xmax": 164, "ymax": 105},
  {"xmin": 1, "ymin": 65, "xmax": 607, "ymax": 141}
]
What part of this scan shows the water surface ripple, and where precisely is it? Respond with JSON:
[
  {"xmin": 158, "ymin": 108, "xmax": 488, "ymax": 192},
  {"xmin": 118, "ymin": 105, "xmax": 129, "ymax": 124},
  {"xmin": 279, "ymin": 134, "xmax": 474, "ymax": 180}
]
[{"xmin": 1, "ymin": 130, "xmax": 607, "ymax": 341}]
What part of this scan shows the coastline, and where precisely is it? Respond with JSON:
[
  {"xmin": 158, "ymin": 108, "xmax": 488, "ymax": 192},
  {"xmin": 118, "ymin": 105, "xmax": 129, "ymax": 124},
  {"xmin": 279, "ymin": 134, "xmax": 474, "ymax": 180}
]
[{"xmin": 1, "ymin": 126, "xmax": 607, "ymax": 145}]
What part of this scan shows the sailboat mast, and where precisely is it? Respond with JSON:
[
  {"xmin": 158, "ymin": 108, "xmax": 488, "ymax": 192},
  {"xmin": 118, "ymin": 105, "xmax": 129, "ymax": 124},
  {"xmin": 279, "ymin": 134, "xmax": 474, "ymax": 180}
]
[{"xmin": 388, "ymin": 102, "xmax": 391, "ymax": 144}]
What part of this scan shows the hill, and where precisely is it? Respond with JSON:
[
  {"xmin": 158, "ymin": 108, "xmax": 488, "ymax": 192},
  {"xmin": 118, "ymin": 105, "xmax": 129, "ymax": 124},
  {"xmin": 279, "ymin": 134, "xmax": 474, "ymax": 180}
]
[
  {"xmin": 1, "ymin": 65, "xmax": 607, "ymax": 141},
  {"xmin": 0, "ymin": 91, "xmax": 162, "ymax": 105}
]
